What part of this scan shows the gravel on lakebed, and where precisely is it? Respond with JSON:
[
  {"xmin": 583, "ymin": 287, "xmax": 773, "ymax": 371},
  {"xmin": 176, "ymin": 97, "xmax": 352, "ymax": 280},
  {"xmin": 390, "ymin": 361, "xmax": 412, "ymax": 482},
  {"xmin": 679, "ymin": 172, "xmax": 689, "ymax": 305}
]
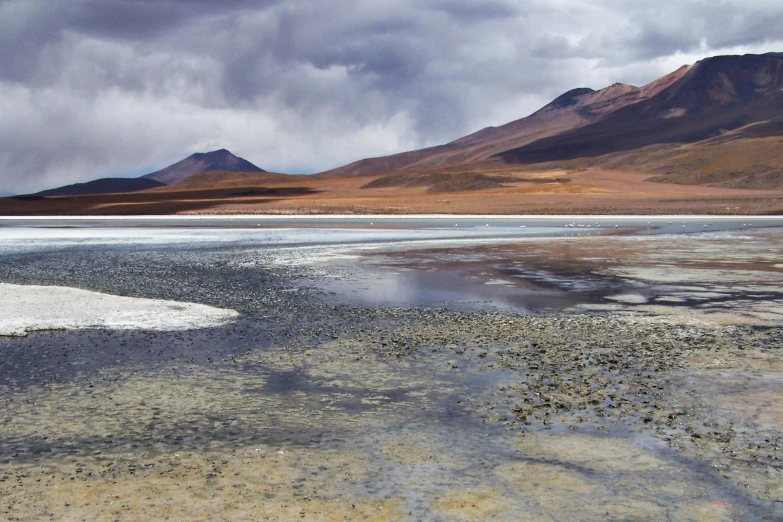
[{"xmin": 0, "ymin": 245, "xmax": 782, "ymax": 517}]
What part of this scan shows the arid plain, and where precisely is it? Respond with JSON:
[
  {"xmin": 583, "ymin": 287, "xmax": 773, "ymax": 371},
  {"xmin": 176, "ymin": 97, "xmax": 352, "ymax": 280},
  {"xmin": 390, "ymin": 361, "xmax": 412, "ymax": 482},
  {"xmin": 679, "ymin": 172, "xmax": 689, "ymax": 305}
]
[{"xmin": 4, "ymin": 163, "xmax": 783, "ymax": 216}]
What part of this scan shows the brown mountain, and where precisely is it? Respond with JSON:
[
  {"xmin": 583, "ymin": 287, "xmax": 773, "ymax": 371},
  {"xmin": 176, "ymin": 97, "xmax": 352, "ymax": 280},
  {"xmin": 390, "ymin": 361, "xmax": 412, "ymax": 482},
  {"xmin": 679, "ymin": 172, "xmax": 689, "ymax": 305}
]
[
  {"xmin": 142, "ymin": 149, "xmax": 264, "ymax": 185},
  {"xmin": 317, "ymin": 53, "xmax": 783, "ymax": 190},
  {"xmin": 498, "ymin": 53, "xmax": 783, "ymax": 165},
  {"xmin": 316, "ymin": 64, "xmax": 691, "ymax": 178},
  {"xmin": 531, "ymin": 127, "xmax": 783, "ymax": 190}
]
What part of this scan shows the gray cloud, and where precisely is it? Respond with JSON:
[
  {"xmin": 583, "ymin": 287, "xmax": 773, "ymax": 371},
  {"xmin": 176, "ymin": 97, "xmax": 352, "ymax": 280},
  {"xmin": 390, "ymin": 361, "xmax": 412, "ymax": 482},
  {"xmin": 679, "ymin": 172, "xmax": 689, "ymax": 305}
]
[
  {"xmin": 428, "ymin": 0, "xmax": 519, "ymax": 22},
  {"xmin": 1, "ymin": 0, "xmax": 782, "ymax": 193}
]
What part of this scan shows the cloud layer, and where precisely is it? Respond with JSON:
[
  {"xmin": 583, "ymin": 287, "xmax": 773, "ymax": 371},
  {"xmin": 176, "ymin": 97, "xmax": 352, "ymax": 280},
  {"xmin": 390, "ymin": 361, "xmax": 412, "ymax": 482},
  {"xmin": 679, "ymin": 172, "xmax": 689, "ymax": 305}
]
[{"xmin": 1, "ymin": 0, "xmax": 782, "ymax": 193}]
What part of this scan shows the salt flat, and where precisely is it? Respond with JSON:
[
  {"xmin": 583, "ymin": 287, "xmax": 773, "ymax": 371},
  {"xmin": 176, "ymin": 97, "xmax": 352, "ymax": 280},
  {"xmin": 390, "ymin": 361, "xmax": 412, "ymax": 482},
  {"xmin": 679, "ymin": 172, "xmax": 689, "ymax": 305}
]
[{"xmin": 0, "ymin": 283, "xmax": 238, "ymax": 337}]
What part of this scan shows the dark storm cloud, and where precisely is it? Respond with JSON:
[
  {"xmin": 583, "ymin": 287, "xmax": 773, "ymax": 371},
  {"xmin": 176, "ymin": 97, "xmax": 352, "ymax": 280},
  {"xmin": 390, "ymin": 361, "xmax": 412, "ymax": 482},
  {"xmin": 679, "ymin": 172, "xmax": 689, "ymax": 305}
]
[
  {"xmin": 577, "ymin": 2, "xmax": 783, "ymax": 63},
  {"xmin": 0, "ymin": 0, "xmax": 280, "ymax": 84},
  {"xmin": 427, "ymin": 0, "xmax": 519, "ymax": 22},
  {"xmin": 1, "ymin": 0, "xmax": 782, "ymax": 193}
]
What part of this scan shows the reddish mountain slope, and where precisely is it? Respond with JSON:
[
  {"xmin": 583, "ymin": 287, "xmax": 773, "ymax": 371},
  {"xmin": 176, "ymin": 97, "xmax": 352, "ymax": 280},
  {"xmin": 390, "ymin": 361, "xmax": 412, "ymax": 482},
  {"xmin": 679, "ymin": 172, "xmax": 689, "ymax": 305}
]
[
  {"xmin": 318, "ymin": 53, "xmax": 783, "ymax": 186},
  {"xmin": 316, "ymin": 64, "xmax": 691, "ymax": 177},
  {"xmin": 497, "ymin": 53, "xmax": 783, "ymax": 164}
]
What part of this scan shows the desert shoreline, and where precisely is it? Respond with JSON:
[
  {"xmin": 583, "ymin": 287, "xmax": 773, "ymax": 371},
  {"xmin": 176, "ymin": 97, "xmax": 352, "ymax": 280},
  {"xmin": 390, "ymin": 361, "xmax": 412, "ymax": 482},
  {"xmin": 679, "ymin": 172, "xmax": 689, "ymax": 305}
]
[
  {"xmin": 1, "ymin": 213, "xmax": 781, "ymax": 220},
  {"xmin": 1, "ymin": 224, "xmax": 782, "ymax": 520}
]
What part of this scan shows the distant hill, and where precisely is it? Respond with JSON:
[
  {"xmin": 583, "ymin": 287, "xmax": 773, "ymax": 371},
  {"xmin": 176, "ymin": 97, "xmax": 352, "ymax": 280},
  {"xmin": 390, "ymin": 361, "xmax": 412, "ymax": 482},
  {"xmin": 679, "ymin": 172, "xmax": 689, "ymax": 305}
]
[
  {"xmin": 142, "ymin": 149, "xmax": 264, "ymax": 185},
  {"xmin": 27, "ymin": 149, "xmax": 266, "ymax": 198},
  {"xmin": 34, "ymin": 177, "xmax": 165, "ymax": 197}
]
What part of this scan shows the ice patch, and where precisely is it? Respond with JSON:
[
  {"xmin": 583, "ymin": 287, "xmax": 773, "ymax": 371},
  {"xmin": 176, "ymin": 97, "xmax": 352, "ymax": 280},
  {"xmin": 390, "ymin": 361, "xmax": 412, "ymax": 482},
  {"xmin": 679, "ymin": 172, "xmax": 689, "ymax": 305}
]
[
  {"xmin": 606, "ymin": 294, "xmax": 649, "ymax": 304},
  {"xmin": 570, "ymin": 303, "xmax": 624, "ymax": 312},
  {"xmin": 654, "ymin": 296, "xmax": 687, "ymax": 303},
  {"xmin": 0, "ymin": 283, "xmax": 238, "ymax": 337}
]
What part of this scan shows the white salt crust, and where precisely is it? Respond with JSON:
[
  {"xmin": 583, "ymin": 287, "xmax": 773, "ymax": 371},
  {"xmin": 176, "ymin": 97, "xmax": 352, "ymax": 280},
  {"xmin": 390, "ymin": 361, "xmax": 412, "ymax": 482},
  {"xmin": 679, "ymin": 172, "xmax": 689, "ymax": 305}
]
[{"xmin": 0, "ymin": 283, "xmax": 239, "ymax": 337}]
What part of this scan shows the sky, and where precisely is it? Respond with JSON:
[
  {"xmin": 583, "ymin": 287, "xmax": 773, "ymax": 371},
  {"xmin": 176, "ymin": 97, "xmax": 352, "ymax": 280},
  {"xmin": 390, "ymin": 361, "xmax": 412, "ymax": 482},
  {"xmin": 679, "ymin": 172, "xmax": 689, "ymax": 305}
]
[{"xmin": 1, "ymin": 0, "xmax": 782, "ymax": 194}]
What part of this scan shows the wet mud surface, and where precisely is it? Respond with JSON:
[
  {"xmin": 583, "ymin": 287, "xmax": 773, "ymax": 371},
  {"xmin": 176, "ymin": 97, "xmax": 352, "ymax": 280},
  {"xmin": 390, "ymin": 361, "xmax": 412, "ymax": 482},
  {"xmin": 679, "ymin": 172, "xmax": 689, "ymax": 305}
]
[
  {"xmin": 319, "ymin": 230, "xmax": 783, "ymax": 323},
  {"xmin": 0, "ymin": 229, "xmax": 782, "ymax": 520}
]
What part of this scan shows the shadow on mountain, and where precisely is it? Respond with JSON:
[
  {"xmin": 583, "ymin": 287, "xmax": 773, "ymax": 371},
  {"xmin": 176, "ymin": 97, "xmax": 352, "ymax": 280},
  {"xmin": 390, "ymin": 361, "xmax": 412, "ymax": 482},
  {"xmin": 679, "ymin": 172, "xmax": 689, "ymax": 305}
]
[{"xmin": 497, "ymin": 54, "xmax": 783, "ymax": 164}]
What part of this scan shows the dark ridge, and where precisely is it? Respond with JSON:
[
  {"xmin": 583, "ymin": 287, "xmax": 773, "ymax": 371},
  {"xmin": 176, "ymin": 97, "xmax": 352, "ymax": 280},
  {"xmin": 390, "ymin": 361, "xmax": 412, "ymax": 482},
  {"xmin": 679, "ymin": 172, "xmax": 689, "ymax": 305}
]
[
  {"xmin": 33, "ymin": 177, "xmax": 166, "ymax": 197},
  {"xmin": 8, "ymin": 195, "xmax": 44, "ymax": 201}
]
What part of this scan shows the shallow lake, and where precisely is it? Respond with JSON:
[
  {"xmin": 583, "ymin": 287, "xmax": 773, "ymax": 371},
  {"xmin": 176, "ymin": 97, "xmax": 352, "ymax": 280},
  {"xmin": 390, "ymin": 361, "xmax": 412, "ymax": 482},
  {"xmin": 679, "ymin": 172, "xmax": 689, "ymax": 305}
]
[{"xmin": 0, "ymin": 216, "xmax": 781, "ymax": 520}]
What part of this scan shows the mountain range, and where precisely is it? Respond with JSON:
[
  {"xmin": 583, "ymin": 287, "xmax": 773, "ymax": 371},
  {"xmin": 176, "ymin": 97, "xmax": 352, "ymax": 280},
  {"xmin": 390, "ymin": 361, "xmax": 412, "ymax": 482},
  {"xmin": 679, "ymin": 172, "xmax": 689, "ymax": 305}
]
[
  {"xmin": 317, "ymin": 52, "xmax": 783, "ymax": 190},
  {"xmin": 5, "ymin": 52, "xmax": 783, "ymax": 215},
  {"xmin": 315, "ymin": 64, "xmax": 692, "ymax": 178}
]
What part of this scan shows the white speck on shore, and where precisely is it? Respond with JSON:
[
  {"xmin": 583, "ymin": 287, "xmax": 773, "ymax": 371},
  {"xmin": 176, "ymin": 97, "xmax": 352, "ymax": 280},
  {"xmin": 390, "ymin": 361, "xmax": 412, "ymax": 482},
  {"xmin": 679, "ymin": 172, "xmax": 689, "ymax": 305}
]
[{"xmin": 484, "ymin": 279, "xmax": 516, "ymax": 286}]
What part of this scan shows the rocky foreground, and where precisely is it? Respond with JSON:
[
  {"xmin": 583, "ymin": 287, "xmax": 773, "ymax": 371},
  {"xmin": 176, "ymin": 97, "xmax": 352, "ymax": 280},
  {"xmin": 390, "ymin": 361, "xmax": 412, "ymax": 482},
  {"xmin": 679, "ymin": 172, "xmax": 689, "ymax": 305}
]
[{"xmin": 0, "ymin": 245, "xmax": 781, "ymax": 520}]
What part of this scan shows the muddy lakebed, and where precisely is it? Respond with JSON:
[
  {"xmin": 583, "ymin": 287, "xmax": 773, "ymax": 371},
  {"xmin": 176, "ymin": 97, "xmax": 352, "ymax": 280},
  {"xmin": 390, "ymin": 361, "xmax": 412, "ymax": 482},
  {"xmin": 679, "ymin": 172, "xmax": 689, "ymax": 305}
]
[{"xmin": 0, "ymin": 216, "xmax": 782, "ymax": 521}]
